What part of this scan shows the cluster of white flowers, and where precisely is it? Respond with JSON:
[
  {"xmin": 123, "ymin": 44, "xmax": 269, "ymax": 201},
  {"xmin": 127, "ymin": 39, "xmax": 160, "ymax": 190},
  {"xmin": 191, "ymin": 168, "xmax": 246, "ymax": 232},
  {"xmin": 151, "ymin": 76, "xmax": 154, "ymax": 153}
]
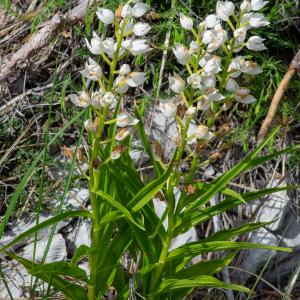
[
  {"xmin": 69, "ymin": 1, "xmax": 151, "ymax": 153},
  {"xmin": 162, "ymin": 0, "xmax": 269, "ymax": 142}
]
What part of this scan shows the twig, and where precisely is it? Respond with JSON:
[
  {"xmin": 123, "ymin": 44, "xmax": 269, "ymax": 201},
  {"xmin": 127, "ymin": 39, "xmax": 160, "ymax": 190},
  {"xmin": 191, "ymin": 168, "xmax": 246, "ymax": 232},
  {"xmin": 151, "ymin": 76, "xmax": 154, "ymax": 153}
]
[
  {"xmin": 258, "ymin": 49, "xmax": 300, "ymax": 143},
  {"xmin": 0, "ymin": 0, "xmax": 93, "ymax": 83}
]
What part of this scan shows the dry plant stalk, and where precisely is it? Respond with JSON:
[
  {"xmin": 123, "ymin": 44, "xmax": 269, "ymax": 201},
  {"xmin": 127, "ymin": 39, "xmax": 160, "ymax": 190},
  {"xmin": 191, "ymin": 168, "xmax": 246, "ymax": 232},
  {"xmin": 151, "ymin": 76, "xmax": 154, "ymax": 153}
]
[{"xmin": 258, "ymin": 49, "xmax": 300, "ymax": 142}]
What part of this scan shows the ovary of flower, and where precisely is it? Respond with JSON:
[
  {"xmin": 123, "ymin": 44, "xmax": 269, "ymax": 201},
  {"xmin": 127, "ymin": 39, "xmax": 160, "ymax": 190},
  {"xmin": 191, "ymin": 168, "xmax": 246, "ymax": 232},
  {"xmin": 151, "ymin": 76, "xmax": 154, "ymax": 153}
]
[
  {"xmin": 203, "ymin": 55, "xmax": 222, "ymax": 75},
  {"xmin": 225, "ymin": 78, "xmax": 239, "ymax": 92},
  {"xmin": 234, "ymin": 87, "xmax": 256, "ymax": 103},
  {"xmin": 242, "ymin": 60, "xmax": 262, "ymax": 74},
  {"xmin": 172, "ymin": 44, "xmax": 192, "ymax": 65},
  {"xmin": 133, "ymin": 22, "xmax": 151, "ymax": 36},
  {"xmin": 132, "ymin": 2, "xmax": 148, "ymax": 18},
  {"xmin": 80, "ymin": 58, "xmax": 102, "ymax": 81},
  {"xmin": 69, "ymin": 91, "xmax": 90, "ymax": 108},
  {"xmin": 251, "ymin": 0, "xmax": 268, "ymax": 11},
  {"xmin": 216, "ymin": 1, "xmax": 235, "ymax": 21},
  {"xmin": 187, "ymin": 74, "xmax": 202, "ymax": 89},
  {"xmin": 126, "ymin": 72, "xmax": 146, "ymax": 87},
  {"xmin": 160, "ymin": 102, "xmax": 177, "ymax": 118},
  {"xmin": 180, "ymin": 13, "xmax": 194, "ymax": 30},
  {"xmin": 116, "ymin": 111, "xmax": 139, "ymax": 127},
  {"xmin": 169, "ymin": 74, "xmax": 185, "ymax": 94},
  {"xmin": 100, "ymin": 92, "xmax": 117, "ymax": 108},
  {"xmin": 129, "ymin": 39, "xmax": 151, "ymax": 55},
  {"xmin": 96, "ymin": 8, "xmax": 115, "ymax": 24},
  {"xmin": 91, "ymin": 90, "xmax": 104, "ymax": 109},
  {"xmin": 249, "ymin": 13, "xmax": 270, "ymax": 27},
  {"xmin": 196, "ymin": 125, "xmax": 214, "ymax": 140},
  {"xmin": 119, "ymin": 64, "xmax": 131, "ymax": 75},
  {"xmin": 205, "ymin": 14, "xmax": 220, "ymax": 28},
  {"xmin": 246, "ymin": 36, "xmax": 267, "ymax": 51},
  {"xmin": 85, "ymin": 32, "xmax": 103, "ymax": 55},
  {"xmin": 121, "ymin": 4, "xmax": 132, "ymax": 18},
  {"xmin": 101, "ymin": 38, "xmax": 115, "ymax": 57},
  {"xmin": 113, "ymin": 75, "xmax": 129, "ymax": 93}
]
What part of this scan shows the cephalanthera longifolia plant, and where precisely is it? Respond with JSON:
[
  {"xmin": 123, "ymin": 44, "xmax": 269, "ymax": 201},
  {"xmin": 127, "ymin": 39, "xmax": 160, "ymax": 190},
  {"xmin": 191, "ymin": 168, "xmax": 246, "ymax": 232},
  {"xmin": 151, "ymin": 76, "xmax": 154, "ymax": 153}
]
[{"xmin": 1, "ymin": 0, "xmax": 299, "ymax": 299}]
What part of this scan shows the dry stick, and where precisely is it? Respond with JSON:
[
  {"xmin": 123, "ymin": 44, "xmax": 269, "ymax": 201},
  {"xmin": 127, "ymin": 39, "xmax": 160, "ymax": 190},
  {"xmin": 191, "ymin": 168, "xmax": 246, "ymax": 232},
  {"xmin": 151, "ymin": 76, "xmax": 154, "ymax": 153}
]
[
  {"xmin": 0, "ymin": 0, "xmax": 93, "ymax": 84},
  {"xmin": 258, "ymin": 49, "xmax": 300, "ymax": 143}
]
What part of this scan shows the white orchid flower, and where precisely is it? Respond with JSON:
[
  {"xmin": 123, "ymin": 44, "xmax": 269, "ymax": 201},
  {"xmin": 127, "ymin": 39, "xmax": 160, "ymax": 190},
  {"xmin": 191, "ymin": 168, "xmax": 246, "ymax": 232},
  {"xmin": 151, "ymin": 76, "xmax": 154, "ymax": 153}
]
[
  {"xmin": 80, "ymin": 58, "xmax": 102, "ymax": 81},
  {"xmin": 101, "ymin": 38, "xmax": 115, "ymax": 57},
  {"xmin": 91, "ymin": 90, "xmax": 104, "ymax": 109},
  {"xmin": 246, "ymin": 36, "xmax": 267, "ymax": 51},
  {"xmin": 122, "ymin": 39, "xmax": 133, "ymax": 49},
  {"xmin": 127, "ymin": 72, "xmax": 146, "ymax": 87},
  {"xmin": 234, "ymin": 87, "xmax": 257, "ymax": 103},
  {"xmin": 132, "ymin": 2, "xmax": 148, "ymax": 18},
  {"xmin": 117, "ymin": 111, "xmax": 139, "ymax": 127},
  {"xmin": 196, "ymin": 125, "xmax": 214, "ymax": 140},
  {"xmin": 204, "ymin": 55, "xmax": 222, "ymax": 75},
  {"xmin": 201, "ymin": 75, "xmax": 216, "ymax": 90},
  {"xmin": 121, "ymin": 4, "xmax": 132, "ymax": 18},
  {"xmin": 189, "ymin": 41, "xmax": 199, "ymax": 54},
  {"xmin": 228, "ymin": 56, "xmax": 244, "ymax": 78},
  {"xmin": 187, "ymin": 74, "xmax": 202, "ymax": 89},
  {"xmin": 172, "ymin": 43, "xmax": 191, "ymax": 65},
  {"xmin": 113, "ymin": 75, "xmax": 129, "ymax": 94},
  {"xmin": 100, "ymin": 92, "xmax": 117, "ymax": 108},
  {"xmin": 242, "ymin": 60, "xmax": 263, "ymax": 74},
  {"xmin": 160, "ymin": 102, "xmax": 177, "ymax": 118},
  {"xmin": 234, "ymin": 27, "xmax": 247, "ymax": 43},
  {"xmin": 120, "ymin": 19, "xmax": 134, "ymax": 36},
  {"xmin": 249, "ymin": 13, "xmax": 270, "ymax": 27},
  {"xmin": 69, "ymin": 91, "xmax": 90, "ymax": 108},
  {"xmin": 85, "ymin": 32, "xmax": 103, "ymax": 55},
  {"xmin": 185, "ymin": 106, "xmax": 197, "ymax": 117},
  {"xmin": 205, "ymin": 14, "xmax": 220, "ymax": 28},
  {"xmin": 240, "ymin": 0, "xmax": 252, "ymax": 12},
  {"xmin": 251, "ymin": 0, "xmax": 268, "ymax": 11},
  {"xmin": 119, "ymin": 64, "xmax": 131, "ymax": 76},
  {"xmin": 129, "ymin": 39, "xmax": 151, "ymax": 55},
  {"xmin": 216, "ymin": 1, "xmax": 235, "ymax": 21},
  {"xmin": 96, "ymin": 8, "xmax": 115, "ymax": 24},
  {"xmin": 169, "ymin": 74, "xmax": 185, "ymax": 94},
  {"xmin": 198, "ymin": 89, "xmax": 224, "ymax": 110},
  {"xmin": 203, "ymin": 24, "xmax": 228, "ymax": 52},
  {"xmin": 180, "ymin": 13, "xmax": 194, "ymax": 30},
  {"xmin": 133, "ymin": 22, "xmax": 151, "ymax": 36},
  {"xmin": 225, "ymin": 78, "xmax": 239, "ymax": 92}
]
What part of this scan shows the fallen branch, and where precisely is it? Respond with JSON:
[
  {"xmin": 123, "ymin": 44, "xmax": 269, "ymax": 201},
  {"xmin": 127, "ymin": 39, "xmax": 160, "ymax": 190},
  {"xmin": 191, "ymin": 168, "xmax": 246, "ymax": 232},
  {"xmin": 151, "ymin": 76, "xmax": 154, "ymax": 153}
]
[
  {"xmin": 258, "ymin": 49, "xmax": 300, "ymax": 143},
  {"xmin": 0, "ymin": 0, "xmax": 93, "ymax": 84}
]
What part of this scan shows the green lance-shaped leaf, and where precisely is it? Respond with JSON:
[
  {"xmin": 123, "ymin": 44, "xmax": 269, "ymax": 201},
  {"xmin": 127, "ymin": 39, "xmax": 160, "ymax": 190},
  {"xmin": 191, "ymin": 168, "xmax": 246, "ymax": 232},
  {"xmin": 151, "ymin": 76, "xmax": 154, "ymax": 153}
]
[
  {"xmin": 0, "ymin": 210, "xmax": 92, "ymax": 252},
  {"xmin": 71, "ymin": 245, "xmax": 90, "ymax": 266},
  {"xmin": 93, "ymin": 190, "xmax": 145, "ymax": 230},
  {"xmin": 167, "ymin": 241, "xmax": 292, "ymax": 263},
  {"xmin": 129, "ymin": 150, "xmax": 177, "ymax": 212},
  {"xmin": 31, "ymin": 261, "xmax": 89, "ymax": 283},
  {"xmin": 184, "ymin": 127, "xmax": 281, "ymax": 213},
  {"xmin": 152, "ymin": 275, "xmax": 250, "ymax": 296},
  {"xmin": 4, "ymin": 251, "xmax": 88, "ymax": 300}
]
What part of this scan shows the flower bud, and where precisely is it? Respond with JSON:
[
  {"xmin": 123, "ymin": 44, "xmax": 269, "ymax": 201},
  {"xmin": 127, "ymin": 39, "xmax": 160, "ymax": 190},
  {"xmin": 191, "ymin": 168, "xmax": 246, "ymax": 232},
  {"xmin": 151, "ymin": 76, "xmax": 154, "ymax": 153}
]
[
  {"xmin": 96, "ymin": 8, "xmax": 115, "ymax": 24},
  {"xmin": 180, "ymin": 13, "xmax": 194, "ymax": 30},
  {"xmin": 91, "ymin": 90, "xmax": 104, "ymax": 109},
  {"xmin": 251, "ymin": 0, "xmax": 268, "ymax": 11},
  {"xmin": 225, "ymin": 78, "xmax": 239, "ymax": 92},
  {"xmin": 121, "ymin": 4, "xmax": 132, "ymax": 18},
  {"xmin": 119, "ymin": 64, "xmax": 131, "ymax": 75},
  {"xmin": 249, "ymin": 13, "xmax": 270, "ymax": 27},
  {"xmin": 240, "ymin": 0, "xmax": 252, "ymax": 12},
  {"xmin": 101, "ymin": 92, "xmax": 117, "ymax": 108},
  {"xmin": 172, "ymin": 43, "xmax": 191, "ymax": 65},
  {"xmin": 205, "ymin": 14, "xmax": 220, "ymax": 28},
  {"xmin": 129, "ymin": 39, "xmax": 152, "ymax": 55},
  {"xmin": 185, "ymin": 106, "xmax": 197, "ymax": 117}
]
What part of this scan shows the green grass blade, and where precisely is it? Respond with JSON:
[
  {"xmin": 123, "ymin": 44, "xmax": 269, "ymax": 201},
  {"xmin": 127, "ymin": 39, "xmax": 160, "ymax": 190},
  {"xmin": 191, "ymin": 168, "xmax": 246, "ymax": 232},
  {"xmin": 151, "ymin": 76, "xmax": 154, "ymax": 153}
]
[{"xmin": 70, "ymin": 245, "xmax": 90, "ymax": 266}]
